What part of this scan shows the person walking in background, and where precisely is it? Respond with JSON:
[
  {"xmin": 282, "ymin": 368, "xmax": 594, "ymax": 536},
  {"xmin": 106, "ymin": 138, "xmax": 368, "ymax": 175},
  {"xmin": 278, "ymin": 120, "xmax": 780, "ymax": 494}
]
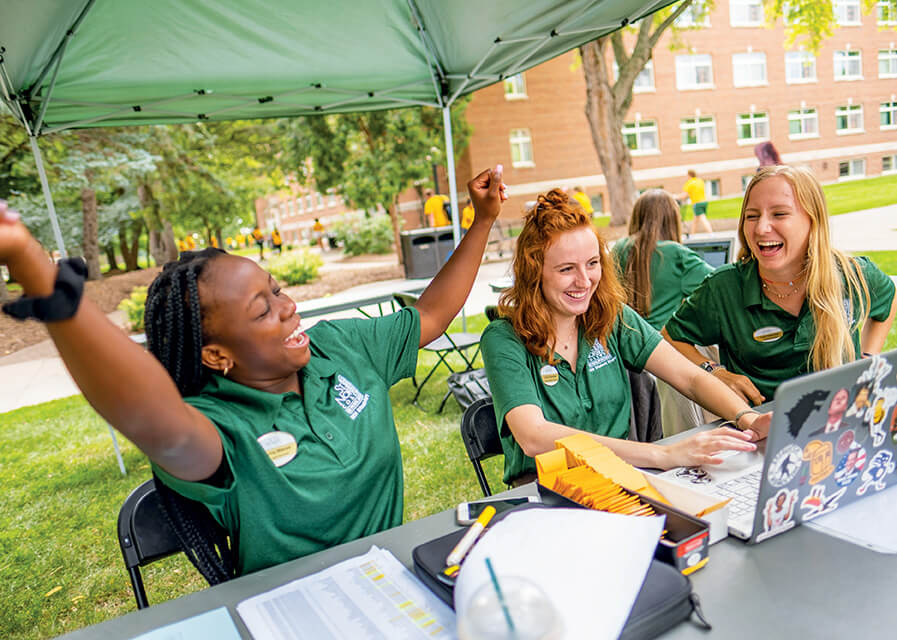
[
  {"xmin": 271, "ymin": 228, "xmax": 283, "ymax": 254},
  {"xmin": 676, "ymin": 170, "xmax": 712, "ymax": 235},
  {"xmin": 251, "ymin": 226, "xmax": 264, "ymax": 260},
  {"xmin": 424, "ymin": 188, "xmax": 451, "ymax": 227},
  {"xmin": 571, "ymin": 186, "xmax": 594, "ymax": 216},
  {"xmin": 754, "ymin": 141, "xmax": 782, "ymax": 170},
  {"xmin": 311, "ymin": 218, "xmax": 326, "ymax": 251},
  {"xmin": 460, "ymin": 197, "xmax": 476, "ymax": 231}
]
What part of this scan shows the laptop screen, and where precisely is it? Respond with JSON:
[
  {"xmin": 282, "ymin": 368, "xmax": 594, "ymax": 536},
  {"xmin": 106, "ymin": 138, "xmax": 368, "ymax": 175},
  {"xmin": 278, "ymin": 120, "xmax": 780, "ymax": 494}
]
[{"xmin": 682, "ymin": 239, "xmax": 733, "ymax": 268}]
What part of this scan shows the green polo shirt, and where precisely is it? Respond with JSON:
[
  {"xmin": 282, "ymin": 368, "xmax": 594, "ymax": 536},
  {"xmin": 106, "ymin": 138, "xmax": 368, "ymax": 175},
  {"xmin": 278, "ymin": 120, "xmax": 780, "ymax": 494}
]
[
  {"xmin": 665, "ymin": 257, "xmax": 895, "ymax": 401},
  {"xmin": 612, "ymin": 238, "xmax": 714, "ymax": 330},
  {"xmin": 153, "ymin": 308, "xmax": 420, "ymax": 575},
  {"xmin": 481, "ymin": 306, "xmax": 662, "ymax": 484}
]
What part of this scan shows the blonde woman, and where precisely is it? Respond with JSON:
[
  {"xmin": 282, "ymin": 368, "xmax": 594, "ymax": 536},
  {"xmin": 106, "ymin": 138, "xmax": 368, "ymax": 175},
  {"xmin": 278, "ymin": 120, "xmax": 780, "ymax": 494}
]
[{"xmin": 663, "ymin": 165, "xmax": 896, "ymax": 405}]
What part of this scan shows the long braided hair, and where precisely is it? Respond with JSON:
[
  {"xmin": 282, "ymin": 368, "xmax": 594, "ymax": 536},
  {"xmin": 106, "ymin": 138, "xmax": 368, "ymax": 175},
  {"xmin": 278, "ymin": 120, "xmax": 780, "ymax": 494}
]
[
  {"xmin": 143, "ymin": 248, "xmax": 237, "ymax": 583},
  {"xmin": 144, "ymin": 248, "xmax": 225, "ymax": 397}
]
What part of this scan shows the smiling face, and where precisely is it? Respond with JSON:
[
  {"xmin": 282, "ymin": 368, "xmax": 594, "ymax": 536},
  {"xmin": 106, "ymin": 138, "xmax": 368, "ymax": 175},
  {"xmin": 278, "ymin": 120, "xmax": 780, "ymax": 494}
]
[
  {"xmin": 199, "ymin": 255, "xmax": 310, "ymax": 393},
  {"xmin": 742, "ymin": 176, "xmax": 812, "ymax": 280},
  {"xmin": 540, "ymin": 226, "xmax": 602, "ymax": 323}
]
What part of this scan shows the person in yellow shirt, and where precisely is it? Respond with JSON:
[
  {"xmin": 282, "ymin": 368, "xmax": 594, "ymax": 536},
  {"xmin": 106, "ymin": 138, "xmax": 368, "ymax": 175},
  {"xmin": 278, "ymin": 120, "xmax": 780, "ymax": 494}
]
[
  {"xmin": 185, "ymin": 236, "xmax": 196, "ymax": 250},
  {"xmin": 676, "ymin": 170, "xmax": 712, "ymax": 235},
  {"xmin": 460, "ymin": 197, "xmax": 476, "ymax": 230},
  {"xmin": 424, "ymin": 189, "xmax": 451, "ymax": 227},
  {"xmin": 312, "ymin": 218, "xmax": 326, "ymax": 250},
  {"xmin": 209, "ymin": 236, "xmax": 219, "ymax": 248},
  {"xmin": 571, "ymin": 186, "xmax": 594, "ymax": 215},
  {"xmin": 252, "ymin": 227, "xmax": 265, "ymax": 260},
  {"xmin": 177, "ymin": 239, "xmax": 188, "ymax": 253},
  {"xmin": 271, "ymin": 228, "xmax": 283, "ymax": 254}
]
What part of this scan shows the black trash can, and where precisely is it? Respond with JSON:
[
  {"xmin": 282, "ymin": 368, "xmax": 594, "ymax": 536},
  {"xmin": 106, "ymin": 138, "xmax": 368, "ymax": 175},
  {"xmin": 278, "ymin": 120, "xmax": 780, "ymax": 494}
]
[
  {"xmin": 401, "ymin": 229, "xmax": 440, "ymax": 279},
  {"xmin": 435, "ymin": 230, "xmax": 456, "ymax": 269}
]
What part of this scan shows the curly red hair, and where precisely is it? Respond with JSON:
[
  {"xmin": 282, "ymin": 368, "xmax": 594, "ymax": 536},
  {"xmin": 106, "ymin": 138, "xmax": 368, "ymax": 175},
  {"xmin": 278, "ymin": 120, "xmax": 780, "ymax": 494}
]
[{"xmin": 498, "ymin": 188, "xmax": 625, "ymax": 363}]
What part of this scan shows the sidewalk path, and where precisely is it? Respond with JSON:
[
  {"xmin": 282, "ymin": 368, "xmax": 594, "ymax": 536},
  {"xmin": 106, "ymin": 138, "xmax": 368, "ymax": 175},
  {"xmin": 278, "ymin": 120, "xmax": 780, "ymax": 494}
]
[{"xmin": 1, "ymin": 204, "xmax": 894, "ymax": 413}]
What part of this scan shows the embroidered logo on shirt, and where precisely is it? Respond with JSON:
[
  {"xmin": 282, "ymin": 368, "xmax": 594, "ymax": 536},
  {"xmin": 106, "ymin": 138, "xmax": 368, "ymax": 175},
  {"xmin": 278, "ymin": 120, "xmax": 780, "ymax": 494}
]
[
  {"xmin": 333, "ymin": 374, "xmax": 369, "ymax": 420},
  {"xmin": 586, "ymin": 340, "xmax": 616, "ymax": 372}
]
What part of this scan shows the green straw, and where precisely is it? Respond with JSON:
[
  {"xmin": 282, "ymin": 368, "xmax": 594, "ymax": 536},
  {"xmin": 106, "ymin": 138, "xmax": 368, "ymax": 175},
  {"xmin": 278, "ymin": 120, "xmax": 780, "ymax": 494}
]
[{"xmin": 485, "ymin": 557, "xmax": 516, "ymax": 635}]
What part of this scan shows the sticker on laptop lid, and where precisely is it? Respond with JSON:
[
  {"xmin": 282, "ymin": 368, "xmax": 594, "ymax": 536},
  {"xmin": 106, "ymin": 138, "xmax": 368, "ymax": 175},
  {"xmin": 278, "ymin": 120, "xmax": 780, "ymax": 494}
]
[
  {"xmin": 834, "ymin": 442, "xmax": 866, "ymax": 487},
  {"xmin": 867, "ymin": 388, "xmax": 897, "ymax": 448},
  {"xmin": 752, "ymin": 326, "xmax": 783, "ymax": 343},
  {"xmin": 800, "ymin": 484, "xmax": 847, "ymax": 520},
  {"xmin": 856, "ymin": 450, "xmax": 895, "ymax": 496},
  {"xmin": 802, "ymin": 440, "xmax": 835, "ymax": 485},
  {"xmin": 540, "ymin": 364, "xmax": 559, "ymax": 387},
  {"xmin": 756, "ymin": 488, "xmax": 798, "ymax": 542},
  {"xmin": 768, "ymin": 444, "xmax": 803, "ymax": 487},
  {"xmin": 257, "ymin": 430, "xmax": 298, "ymax": 467},
  {"xmin": 787, "ymin": 390, "xmax": 830, "ymax": 438},
  {"xmin": 836, "ymin": 429, "xmax": 855, "ymax": 454}
]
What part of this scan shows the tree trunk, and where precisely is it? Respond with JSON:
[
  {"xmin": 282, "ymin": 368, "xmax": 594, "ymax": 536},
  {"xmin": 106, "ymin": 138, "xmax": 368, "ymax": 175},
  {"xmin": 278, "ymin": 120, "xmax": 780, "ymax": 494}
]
[
  {"xmin": 389, "ymin": 195, "xmax": 404, "ymax": 266},
  {"xmin": 103, "ymin": 244, "xmax": 120, "ymax": 272},
  {"xmin": 0, "ymin": 275, "xmax": 9, "ymax": 304},
  {"xmin": 119, "ymin": 220, "xmax": 142, "ymax": 271},
  {"xmin": 414, "ymin": 184, "xmax": 427, "ymax": 227},
  {"xmin": 140, "ymin": 181, "xmax": 178, "ymax": 265},
  {"xmin": 81, "ymin": 186, "xmax": 101, "ymax": 280},
  {"xmin": 581, "ymin": 39, "xmax": 637, "ymax": 227}
]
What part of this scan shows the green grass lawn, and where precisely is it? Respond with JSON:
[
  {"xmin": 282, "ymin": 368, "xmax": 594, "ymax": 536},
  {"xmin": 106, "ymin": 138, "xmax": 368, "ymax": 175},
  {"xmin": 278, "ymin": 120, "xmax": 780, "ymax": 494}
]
[
  {"xmin": 861, "ymin": 250, "xmax": 897, "ymax": 275},
  {"xmin": 705, "ymin": 173, "xmax": 897, "ymax": 220},
  {"xmin": 3, "ymin": 308, "xmax": 896, "ymax": 639}
]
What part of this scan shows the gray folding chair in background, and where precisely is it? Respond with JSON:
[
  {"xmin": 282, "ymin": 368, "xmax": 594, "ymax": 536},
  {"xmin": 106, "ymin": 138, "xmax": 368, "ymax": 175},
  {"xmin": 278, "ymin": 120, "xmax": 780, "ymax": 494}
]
[{"xmin": 393, "ymin": 292, "xmax": 481, "ymax": 411}]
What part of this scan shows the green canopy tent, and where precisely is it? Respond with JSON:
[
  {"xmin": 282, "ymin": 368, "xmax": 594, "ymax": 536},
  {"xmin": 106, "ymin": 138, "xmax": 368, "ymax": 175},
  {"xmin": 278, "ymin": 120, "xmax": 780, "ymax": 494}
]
[{"xmin": 0, "ymin": 0, "xmax": 675, "ymax": 257}]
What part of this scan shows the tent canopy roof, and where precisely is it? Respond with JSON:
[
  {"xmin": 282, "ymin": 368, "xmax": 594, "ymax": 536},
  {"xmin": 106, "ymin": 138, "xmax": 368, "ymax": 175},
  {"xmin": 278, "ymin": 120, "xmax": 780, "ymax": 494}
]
[{"xmin": 0, "ymin": 0, "xmax": 673, "ymax": 135}]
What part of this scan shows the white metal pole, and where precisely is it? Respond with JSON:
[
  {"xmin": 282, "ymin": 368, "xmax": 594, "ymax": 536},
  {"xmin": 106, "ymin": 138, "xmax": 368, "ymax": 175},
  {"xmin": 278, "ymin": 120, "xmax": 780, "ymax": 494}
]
[
  {"xmin": 29, "ymin": 136, "xmax": 67, "ymax": 258},
  {"xmin": 442, "ymin": 105, "xmax": 467, "ymax": 331}
]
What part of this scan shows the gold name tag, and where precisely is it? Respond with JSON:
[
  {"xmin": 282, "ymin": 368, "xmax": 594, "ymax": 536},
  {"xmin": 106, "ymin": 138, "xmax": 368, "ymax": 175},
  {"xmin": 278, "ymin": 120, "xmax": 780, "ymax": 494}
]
[
  {"xmin": 540, "ymin": 364, "xmax": 559, "ymax": 386},
  {"xmin": 257, "ymin": 431, "xmax": 298, "ymax": 467},
  {"xmin": 753, "ymin": 326, "xmax": 784, "ymax": 343}
]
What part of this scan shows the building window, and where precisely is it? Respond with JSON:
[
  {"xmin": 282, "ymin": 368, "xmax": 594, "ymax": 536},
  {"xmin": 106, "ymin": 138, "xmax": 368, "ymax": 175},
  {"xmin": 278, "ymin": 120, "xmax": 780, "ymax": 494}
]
[
  {"xmin": 622, "ymin": 120, "xmax": 660, "ymax": 154},
  {"xmin": 680, "ymin": 116, "xmax": 717, "ymax": 149},
  {"xmin": 675, "ymin": 54, "xmax": 714, "ymax": 89},
  {"xmin": 834, "ymin": 0, "xmax": 862, "ymax": 25},
  {"xmin": 839, "ymin": 158, "xmax": 866, "ymax": 178},
  {"xmin": 736, "ymin": 112, "xmax": 770, "ymax": 144},
  {"xmin": 732, "ymin": 52, "xmax": 768, "ymax": 87},
  {"xmin": 788, "ymin": 108, "xmax": 819, "ymax": 138},
  {"xmin": 741, "ymin": 175, "xmax": 754, "ymax": 191},
  {"xmin": 316, "ymin": 193, "xmax": 324, "ymax": 209},
  {"xmin": 785, "ymin": 51, "xmax": 817, "ymax": 83},
  {"xmin": 881, "ymin": 101, "xmax": 897, "ymax": 129},
  {"xmin": 879, "ymin": 49, "xmax": 897, "ymax": 78},
  {"xmin": 834, "ymin": 50, "xmax": 863, "ymax": 80},
  {"xmin": 328, "ymin": 193, "xmax": 336, "ymax": 207},
  {"xmin": 836, "ymin": 104, "xmax": 864, "ymax": 133},
  {"xmin": 883, "ymin": 154, "xmax": 897, "ymax": 173},
  {"xmin": 509, "ymin": 128, "xmax": 534, "ymax": 167},
  {"xmin": 306, "ymin": 195, "xmax": 314, "ymax": 210},
  {"xmin": 730, "ymin": 0, "xmax": 764, "ymax": 26},
  {"xmin": 879, "ymin": 0, "xmax": 897, "ymax": 25},
  {"xmin": 676, "ymin": 0, "xmax": 711, "ymax": 27},
  {"xmin": 503, "ymin": 74, "xmax": 527, "ymax": 100},
  {"xmin": 634, "ymin": 61, "xmax": 655, "ymax": 92},
  {"xmin": 707, "ymin": 179, "xmax": 722, "ymax": 198}
]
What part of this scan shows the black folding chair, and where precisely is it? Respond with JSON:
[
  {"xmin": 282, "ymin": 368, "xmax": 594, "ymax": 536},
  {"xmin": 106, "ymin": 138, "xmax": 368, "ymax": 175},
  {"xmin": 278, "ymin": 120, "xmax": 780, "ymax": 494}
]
[
  {"xmin": 393, "ymin": 291, "xmax": 481, "ymax": 411},
  {"xmin": 460, "ymin": 398, "xmax": 507, "ymax": 497},
  {"xmin": 117, "ymin": 478, "xmax": 236, "ymax": 608},
  {"xmin": 484, "ymin": 304, "xmax": 500, "ymax": 322}
]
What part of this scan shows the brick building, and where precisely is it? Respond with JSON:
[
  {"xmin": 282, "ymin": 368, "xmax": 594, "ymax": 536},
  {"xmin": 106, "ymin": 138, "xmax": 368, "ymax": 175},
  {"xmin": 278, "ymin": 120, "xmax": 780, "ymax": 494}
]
[{"xmin": 458, "ymin": 0, "xmax": 897, "ymax": 220}]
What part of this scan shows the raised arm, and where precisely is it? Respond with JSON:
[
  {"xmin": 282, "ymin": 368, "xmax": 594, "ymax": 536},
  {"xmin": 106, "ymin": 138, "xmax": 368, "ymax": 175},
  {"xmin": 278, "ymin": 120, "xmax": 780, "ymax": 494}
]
[
  {"xmin": 0, "ymin": 202, "xmax": 221, "ymax": 481},
  {"xmin": 414, "ymin": 166, "xmax": 505, "ymax": 346}
]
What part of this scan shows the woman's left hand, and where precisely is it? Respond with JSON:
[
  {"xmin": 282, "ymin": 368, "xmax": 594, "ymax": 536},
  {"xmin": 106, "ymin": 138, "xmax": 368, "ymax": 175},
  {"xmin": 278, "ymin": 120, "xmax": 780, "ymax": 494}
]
[
  {"xmin": 660, "ymin": 426, "xmax": 757, "ymax": 469},
  {"xmin": 739, "ymin": 411, "xmax": 772, "ymax": 441}
]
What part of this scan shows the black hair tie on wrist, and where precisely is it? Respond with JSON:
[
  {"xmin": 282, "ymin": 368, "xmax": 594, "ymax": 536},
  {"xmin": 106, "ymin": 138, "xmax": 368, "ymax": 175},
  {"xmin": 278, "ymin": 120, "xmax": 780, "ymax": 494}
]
[{"xmin": 2, "ymin": 257, "xmax": 87, "ymax": 322}]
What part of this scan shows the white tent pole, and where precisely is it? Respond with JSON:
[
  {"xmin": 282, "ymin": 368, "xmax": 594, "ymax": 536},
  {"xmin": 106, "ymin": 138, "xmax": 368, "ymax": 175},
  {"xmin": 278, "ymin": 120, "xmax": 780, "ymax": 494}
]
[
  {"xmin": 29, "ymin": 136, "xmax": 67, "ymax": 258},
  {"xmin": 442, "ymin": 104, "xmax": 467, "ymax": 331}
]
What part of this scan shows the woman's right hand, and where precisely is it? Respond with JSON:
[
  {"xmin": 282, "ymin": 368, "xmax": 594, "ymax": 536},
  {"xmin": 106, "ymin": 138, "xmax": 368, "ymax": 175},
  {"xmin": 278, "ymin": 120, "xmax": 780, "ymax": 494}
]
[
  {"xmin": 660, "ymin": 426, "xmax": 757, "ymax": 469},
  {"xmin": 712, "ymin": 368, "xmax": 765, "ymax": 406}
]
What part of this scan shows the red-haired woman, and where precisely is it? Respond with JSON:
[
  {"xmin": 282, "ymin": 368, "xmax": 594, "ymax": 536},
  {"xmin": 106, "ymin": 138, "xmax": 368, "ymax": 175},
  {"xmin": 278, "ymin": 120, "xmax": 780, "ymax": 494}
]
[{"xmin": 481, "ymin": 189, "xmax": 771, "ymax": 486}]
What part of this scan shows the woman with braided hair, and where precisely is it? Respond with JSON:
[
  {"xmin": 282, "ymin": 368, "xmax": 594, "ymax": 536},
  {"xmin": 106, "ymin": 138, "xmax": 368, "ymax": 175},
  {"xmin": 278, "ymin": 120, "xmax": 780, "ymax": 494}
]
[
  {"xmin": 0, "ymin": 166, "xmax": 507, "ymax": 575},
  {"xmin": 481, "ymin": 188, "xmax": 772, "ymax": 487}
]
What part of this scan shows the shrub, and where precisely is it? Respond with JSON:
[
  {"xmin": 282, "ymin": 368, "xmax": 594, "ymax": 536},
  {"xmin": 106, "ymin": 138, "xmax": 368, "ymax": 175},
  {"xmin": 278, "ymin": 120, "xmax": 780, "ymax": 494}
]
[
  {"xmin": 332, "ymin": 214, "xmax": 394, "ymax": 256},
  {"xmin": 266, "ymin": 251, "xmax": 323, "ymax": 285},
  {"xmin": 118, "ymin": 286, "xmax": 148, "ymax": 332}
]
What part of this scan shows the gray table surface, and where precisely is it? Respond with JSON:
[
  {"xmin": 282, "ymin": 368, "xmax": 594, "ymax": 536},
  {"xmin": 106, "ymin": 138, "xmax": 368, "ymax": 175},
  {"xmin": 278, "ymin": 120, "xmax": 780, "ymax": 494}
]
[{"xmin": 58, "ymin": 439, "xmax": 895, "ymax": 639}]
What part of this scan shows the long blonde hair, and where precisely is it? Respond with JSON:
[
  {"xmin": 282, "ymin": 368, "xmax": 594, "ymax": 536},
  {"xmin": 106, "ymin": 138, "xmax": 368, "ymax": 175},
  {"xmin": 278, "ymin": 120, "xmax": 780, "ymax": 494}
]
[
  {"xmin": 737, "ymin": 165, "xmax": 870, "ymax": 371},
  {"xmin": 499, "ymin": 189, "xmax": 625, "ymax": 364}
]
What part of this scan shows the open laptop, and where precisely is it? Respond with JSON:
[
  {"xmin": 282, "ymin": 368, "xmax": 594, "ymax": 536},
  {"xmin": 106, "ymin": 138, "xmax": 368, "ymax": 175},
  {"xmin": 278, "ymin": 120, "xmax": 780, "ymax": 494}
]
[
  {"xmin": 681, "ymin": 237, "xmax": 734, "ymax": 268},
  {"xmin": 656, "ymin": 349, "xmax": 897, "ymax": 543}
]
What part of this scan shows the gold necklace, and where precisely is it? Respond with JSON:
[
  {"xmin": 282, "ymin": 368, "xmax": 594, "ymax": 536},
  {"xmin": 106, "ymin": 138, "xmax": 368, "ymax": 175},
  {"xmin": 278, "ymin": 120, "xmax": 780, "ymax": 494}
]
[{"xmin": 760, "ymin": 271, "xmax": 806, "ymax": 300}]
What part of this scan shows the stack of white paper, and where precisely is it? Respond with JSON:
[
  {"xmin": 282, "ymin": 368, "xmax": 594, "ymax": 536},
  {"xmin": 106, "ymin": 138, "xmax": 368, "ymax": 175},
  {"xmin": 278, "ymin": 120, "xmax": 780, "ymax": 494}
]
[{"xmin": 454, "ymin": 508, "xmax": 664, "ymax": 640}]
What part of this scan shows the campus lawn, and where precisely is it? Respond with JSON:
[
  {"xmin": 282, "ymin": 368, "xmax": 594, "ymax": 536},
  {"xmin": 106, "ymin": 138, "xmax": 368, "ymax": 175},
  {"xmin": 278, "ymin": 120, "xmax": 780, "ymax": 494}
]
[
  {"xmin": 862, "ymin": 250, "xmax": 897, "ymax": 275},
  {"xmin": 705, "ymin": 173, "xmax": 897, "ymax": 220},
  {"xmin": 3, "ymin": 306, "xmax": 896, "ymax": 639}
]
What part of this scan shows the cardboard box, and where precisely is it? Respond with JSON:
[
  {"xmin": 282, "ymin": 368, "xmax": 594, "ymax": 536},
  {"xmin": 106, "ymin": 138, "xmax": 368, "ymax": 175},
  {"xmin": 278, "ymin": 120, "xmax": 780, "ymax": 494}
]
[{"xmin": 642, "ymin": 473, "xmax": 730, "ymax": 546}]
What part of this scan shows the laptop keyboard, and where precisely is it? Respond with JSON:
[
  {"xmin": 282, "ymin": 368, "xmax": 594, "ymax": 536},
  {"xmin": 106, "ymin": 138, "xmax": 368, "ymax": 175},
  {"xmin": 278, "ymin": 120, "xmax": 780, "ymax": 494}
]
[{"xmin": 711, "ymin": 470, "xmax": 761, "ymax": 519}]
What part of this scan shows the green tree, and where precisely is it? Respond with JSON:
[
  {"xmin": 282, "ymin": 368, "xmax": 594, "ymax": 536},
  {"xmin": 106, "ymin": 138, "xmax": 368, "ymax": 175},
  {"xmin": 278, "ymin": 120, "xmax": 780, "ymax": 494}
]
[
  {"xmin": 580, "ymin": 0, "xmax": 707, "ymax": 225},
  {"xmin": 277, "ymin": 102, "xmax": 470, "ymax": 263},
  {"xmin": 766, "ymin": 0, "xmax": 896, "ymax": 53}
]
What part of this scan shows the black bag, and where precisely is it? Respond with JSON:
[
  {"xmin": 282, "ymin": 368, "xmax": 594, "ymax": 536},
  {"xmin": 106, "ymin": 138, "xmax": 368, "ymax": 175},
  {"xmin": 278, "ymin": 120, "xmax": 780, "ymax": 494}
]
[
  {"xmin": 412, "ymin": 505, "xmax": 710, "ymax": 639},
  {"xmin": 446, "ymin": 368, "xmax": 491, "ymax": 411}
]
